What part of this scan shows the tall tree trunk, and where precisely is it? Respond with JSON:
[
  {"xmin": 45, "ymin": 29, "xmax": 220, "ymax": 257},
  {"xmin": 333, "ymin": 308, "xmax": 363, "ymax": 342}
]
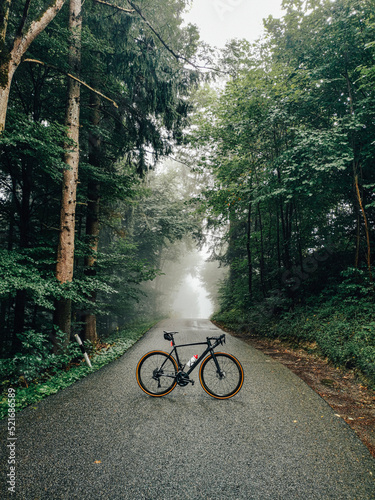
[
  {"xmin": 53, "ymin": 0, "xmax": 82, "ymax": 351},
  {"xmin": 246, "ymin": 202, "xmax": 252, "ymax": 299},
  {"xmin": 83, "ymin": 93, "xmax": 101, "ymax": 342},
  {"xmin": 257, "ymin": 202, "xmax": 266, "ymax": 298},
  {"xmin": 355, "ymin": 210, "xmax": 360, "ymax": 268},
  {"xmin": 276, "ymin": 208, "xmax": 281, "ymax": 272},
  {"xmin": 228, "ymin": 210, "xmax": 238, "ymax": 306},
  {"xmin": 345, "ymin": 69, "xmax": 372, "ymax": 281},
  {"xmin": 276, "ymin": 163, "xmax": 292, "ymax": 270},
  {"xmin": 355, "ymin": 174, "xmax": 372, "ymax": 282},
  {"xmin": 0, "ymin": 0, "xmax": 66, "ymax": 133},
  {"xmin": 12, "ymin": 159, "xmax": 32, "ymax": 349}
]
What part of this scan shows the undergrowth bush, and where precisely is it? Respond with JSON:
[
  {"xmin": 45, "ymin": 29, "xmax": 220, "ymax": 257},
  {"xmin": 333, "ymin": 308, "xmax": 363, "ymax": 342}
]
[
  {"xmin": 0, "ymin": 319, "xmax": 159, "ymax": 419},
  {"xmin": 0, "ymin": 329, "xmax": 84, "ymax": 386},
  {"xmin": 214, "ymin": 269, "xmax": 375, "ymax": 387}
]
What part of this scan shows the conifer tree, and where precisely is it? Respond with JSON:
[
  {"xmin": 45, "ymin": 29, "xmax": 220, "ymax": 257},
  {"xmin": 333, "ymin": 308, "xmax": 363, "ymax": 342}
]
[{"xmin": 0, "ymin": 0, "xmax": 67, "ymax": 132}]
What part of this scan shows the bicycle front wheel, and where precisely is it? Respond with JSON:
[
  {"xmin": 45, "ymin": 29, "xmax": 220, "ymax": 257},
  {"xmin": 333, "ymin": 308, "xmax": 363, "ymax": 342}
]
[
  {"xmin": 199, "ymin": 352, "xmax": 244, "ymax": 399},
  {"xmin": 136, "ymin": 351, "xmax": 178, "ymax": 397}
]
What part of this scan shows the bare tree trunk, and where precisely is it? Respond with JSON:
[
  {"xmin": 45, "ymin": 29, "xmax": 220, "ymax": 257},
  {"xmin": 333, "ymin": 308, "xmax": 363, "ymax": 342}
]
[
  {"xmin": 53, "ymin": 0, "xmax": 82, "ymax": 351},
  {"xmin": 246, "ymin": 202, "xmax": 252, "ymax": 299},
  {"xmin": 355, "ymin": 174, "xmax": 372, "ymax": 282},
  {"xmin": 13, "ymin": 159, "xmax": 32, "ymax": 341},
  {"xmin": 0, "ymin": 0, "xmax": 66, "ymax": 133},
  {"xmin": 257, "ymin": 202, "xmax": 266, "ymax": 298},
  {"xmin": 83, "ymin": 93, "xmax": 101, "ymax": 342}
]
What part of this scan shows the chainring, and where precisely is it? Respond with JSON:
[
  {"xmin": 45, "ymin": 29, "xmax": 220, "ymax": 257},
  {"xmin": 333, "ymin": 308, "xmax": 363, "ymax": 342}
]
[{"xmin": 176, "ymin": 371, "xmax": 190, "ymax": 387}]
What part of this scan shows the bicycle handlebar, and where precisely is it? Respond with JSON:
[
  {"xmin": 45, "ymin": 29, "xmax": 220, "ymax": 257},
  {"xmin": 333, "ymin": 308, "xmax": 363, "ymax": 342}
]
[{"xmin": 207, "ymin": 334, "xmax": 226, "ymax": 345}]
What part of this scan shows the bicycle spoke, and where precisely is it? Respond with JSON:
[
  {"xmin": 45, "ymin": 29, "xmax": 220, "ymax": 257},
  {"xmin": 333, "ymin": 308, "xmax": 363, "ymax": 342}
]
[
  {"xmin": 199, "ymin": 353, "xmax": 243, "ymax": 399},
  {"xmin": 136, "ymin": 351, "xmax": 177, "ymax": 397}
]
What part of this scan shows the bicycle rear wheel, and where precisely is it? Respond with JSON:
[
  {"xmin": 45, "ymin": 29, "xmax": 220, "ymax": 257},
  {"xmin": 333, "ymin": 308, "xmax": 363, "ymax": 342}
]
[
  {"xmin": 136, "ymin": 350, "xmax": 178, "ymax": 397},
  {"xmin": 199, "ymin": 352, "xmax": 244, "ymax": 399}
]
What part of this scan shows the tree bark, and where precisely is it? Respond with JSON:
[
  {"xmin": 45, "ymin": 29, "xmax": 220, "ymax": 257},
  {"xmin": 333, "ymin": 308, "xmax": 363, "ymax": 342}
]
[
  {"xmin": 13, "ymin": 158, "xmax": 32, "ymax": 341},
  {"xmin": 246, "ymin": 202, "xmax": 252, "ymax": 299},
  {"xmin": 83, "ymin": 93, "xmax": 101, "ymax": 343},
  {"xmin": 355, "ymin": 174, "xmax": 372, "ymax": 282},
  {"xmin": 53, "ymin": 0, "xmax": 82, "ymax": 350},
  {"xmin": 257, "ymin": 202, "xmax": 266, "ymax": 298}
]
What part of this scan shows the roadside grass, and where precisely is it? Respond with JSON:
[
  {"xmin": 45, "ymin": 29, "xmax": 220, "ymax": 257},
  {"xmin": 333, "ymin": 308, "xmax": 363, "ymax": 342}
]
[{"xmin": 0, "ymin": 319, "xmax": 160, "ymax": 419}]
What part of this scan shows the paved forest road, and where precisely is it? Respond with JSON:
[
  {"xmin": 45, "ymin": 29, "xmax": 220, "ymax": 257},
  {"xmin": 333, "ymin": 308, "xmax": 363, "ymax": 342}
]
[{"xmin": 1, "ymin": 319, "xmax": 375, "ymax": 499}]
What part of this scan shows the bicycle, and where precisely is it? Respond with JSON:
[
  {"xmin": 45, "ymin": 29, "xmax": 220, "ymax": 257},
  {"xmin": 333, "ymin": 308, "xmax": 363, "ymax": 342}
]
[{"xmin": 136, "ymin": 331, "xmax": 244, "ymax": 399}]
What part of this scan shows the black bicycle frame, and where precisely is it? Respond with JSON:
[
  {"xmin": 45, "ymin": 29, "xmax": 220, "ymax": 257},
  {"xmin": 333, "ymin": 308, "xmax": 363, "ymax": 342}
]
[{"xmin": 164, "ymin": 336, "xmax": 224, "ymax": 376}]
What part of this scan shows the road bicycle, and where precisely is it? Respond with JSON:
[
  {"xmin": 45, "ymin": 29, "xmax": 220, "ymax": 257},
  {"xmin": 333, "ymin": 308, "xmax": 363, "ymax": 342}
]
[{"xmin": 136, "ymin": 331, "xmax": 244, "ymax": 399}]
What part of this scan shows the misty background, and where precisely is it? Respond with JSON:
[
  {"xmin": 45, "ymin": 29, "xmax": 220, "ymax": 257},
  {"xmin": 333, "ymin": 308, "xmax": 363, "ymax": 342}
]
[{"xmin": 137, "ymin": 159, "xmax": 227, "ymax": 321}]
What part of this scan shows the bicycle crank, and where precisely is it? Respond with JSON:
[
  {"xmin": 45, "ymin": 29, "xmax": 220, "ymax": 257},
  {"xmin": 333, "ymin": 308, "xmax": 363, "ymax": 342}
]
[{"xmin": 176, "ymin": 372, "xmax": 194, "ymax": 387}]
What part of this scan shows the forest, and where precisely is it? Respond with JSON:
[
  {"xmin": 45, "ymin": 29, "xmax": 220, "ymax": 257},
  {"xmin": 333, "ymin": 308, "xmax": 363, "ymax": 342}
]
[{"xmin": 1, "ymin": 0, "xmax": 375, "ymax": 407}]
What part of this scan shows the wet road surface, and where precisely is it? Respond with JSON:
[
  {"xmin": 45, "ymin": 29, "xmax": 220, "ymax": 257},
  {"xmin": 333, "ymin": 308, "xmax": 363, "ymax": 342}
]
[{"xmin": 1, "ymin": 318, "xmax": 375, "ymax": 499}]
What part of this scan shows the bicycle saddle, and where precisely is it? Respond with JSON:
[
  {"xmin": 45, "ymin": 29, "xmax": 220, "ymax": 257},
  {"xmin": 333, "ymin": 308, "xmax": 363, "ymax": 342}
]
[{"xmin": 163, "ymin": 331, "xmax": 178, "ymax": 341}]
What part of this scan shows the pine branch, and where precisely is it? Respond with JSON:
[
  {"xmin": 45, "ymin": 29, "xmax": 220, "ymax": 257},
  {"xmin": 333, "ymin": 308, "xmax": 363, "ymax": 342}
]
[
  {"xmin": 125, "ymin": 0, "xmax": 185, "ymax": 62},
  {"xmin": 23, "ymin": 58, "xmax": 118, "ymax": 108},
  {"xmin": 94, "ymin": 0, "xmax": 226, "ymax": 74},
  {"xmin": 14, "ymin": 0, "xmax": 67, "ymax": 60},
  {"xmin": 93, "ymin": 0, "xmax": 134, "ymax": 14},
  {"xmin": 126, "ymin": 0, "xmax": 223, "ymax": 73}
]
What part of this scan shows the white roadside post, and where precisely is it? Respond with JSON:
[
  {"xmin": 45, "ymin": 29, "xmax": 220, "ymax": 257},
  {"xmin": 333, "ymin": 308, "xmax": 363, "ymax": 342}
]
[{"xmin": 74, "ymin": 334, "xmax": 93, "ymax": 368}]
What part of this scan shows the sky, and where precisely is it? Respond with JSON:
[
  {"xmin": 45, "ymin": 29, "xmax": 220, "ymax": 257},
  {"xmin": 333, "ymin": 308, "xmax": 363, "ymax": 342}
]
[{"xmin": 183, "ymin": 0, "xmax": 285, "ymax": 48}]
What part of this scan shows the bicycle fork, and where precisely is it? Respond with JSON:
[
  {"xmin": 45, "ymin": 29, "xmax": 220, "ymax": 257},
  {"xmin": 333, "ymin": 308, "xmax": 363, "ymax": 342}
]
[{"xmin": 210, "ymin": 352, "xmax": 226, "ymax": 379}]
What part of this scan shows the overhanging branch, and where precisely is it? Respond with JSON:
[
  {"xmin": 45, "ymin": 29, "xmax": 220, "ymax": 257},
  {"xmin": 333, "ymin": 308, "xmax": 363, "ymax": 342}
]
[
  {"xmin": 94, "ymin": 0, "xmax": 226, "ymax": 74},
  {"xmin": 94, "ymin": 0, "xmax": 134, "ymax": 14},
  {"xmin": 23, "ymin": 58, "xmax": 118, "ymax": 108}
]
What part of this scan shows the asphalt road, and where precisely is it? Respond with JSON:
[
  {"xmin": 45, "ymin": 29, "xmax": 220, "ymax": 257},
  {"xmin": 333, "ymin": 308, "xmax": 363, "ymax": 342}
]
[{"xmin": 1, "ymin": 318, "xmax": 375, "ymax": 499}]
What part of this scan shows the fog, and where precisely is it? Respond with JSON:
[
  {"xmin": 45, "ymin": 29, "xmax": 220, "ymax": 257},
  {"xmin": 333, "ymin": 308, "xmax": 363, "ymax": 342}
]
[
  {"xmin": 143, "ymin": 160, "xmax": 227, "ymax": 321},
  {"xmin": 162, "ymin": 244, "xmax": 227, "ymax": 320},
  {"xmin": 171, "ymin": 268, "xmax": 214, "ymax": 319}
]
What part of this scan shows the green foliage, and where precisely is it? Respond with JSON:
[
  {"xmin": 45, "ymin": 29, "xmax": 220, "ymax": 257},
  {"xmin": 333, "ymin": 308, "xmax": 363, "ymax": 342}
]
[
  {"xmin": 0, "ymin": 320, "xmax": 159, "ymax": 419},
  {"xmin": 193, "ymin": 0, "xmax": 375, "ymax": 385},
  {"xmin": 0, "ymin": 249, "xmax": 55, "ymax": 308},
  {"xmin": 198, "ymin": 0, "xmax": 375, "ymax": 379},
  {"xmin": 215, "ymin": 268, "xmax": 375, "ymax": 386},
  {"xmin": 0, "ymin": 329, "xmax": 82, "ymax": 385},
  {"xmin": 0, "ymin": 0, "xmax": 202, "ymax": 351}
]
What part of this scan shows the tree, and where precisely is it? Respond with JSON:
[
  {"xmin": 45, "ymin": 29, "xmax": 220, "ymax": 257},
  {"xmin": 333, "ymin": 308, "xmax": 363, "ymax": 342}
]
[
  {"xmin": 192, "ymin": 0, "xmax": 375, "ymax": 317},
  {"xmin": 0, "ymin": 0, "xmax": 201, "ymax": 355},
  {"xmin": 0, "ymin": 0, "xmax": 67, "ymax": 132},
  {"xmin": 52, "ymin": 0, "xmax": 82, "ymax": 349}
]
